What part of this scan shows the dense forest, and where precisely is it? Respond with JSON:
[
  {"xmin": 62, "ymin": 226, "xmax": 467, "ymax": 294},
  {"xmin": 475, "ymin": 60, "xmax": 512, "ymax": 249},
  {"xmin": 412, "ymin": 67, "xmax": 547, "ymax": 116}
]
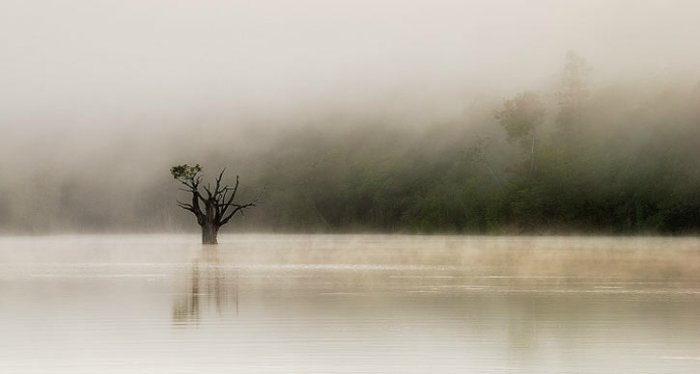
[
  {"xmin": 252, "ymin": 56, "xmax": 700, "ymax": 234},
  {"xmin": 1, "ymin": 54, "xmax": 699, "ymax": 234}
]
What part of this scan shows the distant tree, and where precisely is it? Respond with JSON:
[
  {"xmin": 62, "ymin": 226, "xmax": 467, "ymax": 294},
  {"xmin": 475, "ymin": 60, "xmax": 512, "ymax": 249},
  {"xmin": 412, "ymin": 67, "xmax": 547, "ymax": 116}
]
[
  {"xmin": 171, "ymin": 164, "xmax": 256, "ymax": 244},
  {"xmin": 464, "ymin": 136, "xmax": 501, "ymax": 186},
  {"xmin": 556, "ymin": 51, "xmax": 590, "ymax": 132},
  {"xmin": 495, "ymin": 91, "xmax": 545, "ymax": 172}
]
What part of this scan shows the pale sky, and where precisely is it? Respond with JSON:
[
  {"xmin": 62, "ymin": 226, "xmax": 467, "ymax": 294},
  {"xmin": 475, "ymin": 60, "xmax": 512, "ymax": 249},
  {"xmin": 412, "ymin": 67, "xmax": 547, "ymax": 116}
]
[{"xmin": 1, "ymin": 0, "xmax": 699, "ymax": 139}]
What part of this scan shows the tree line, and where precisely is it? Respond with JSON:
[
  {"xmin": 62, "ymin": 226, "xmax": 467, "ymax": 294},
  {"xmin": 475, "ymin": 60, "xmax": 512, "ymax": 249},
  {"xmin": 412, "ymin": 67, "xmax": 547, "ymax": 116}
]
[
  {"xmin": 1, "ymin": 53, "xmax": 699, "ymax": 234},
  {"xmin": 247, "ymin": 53, "xmax": 700, "ymax": 234}
]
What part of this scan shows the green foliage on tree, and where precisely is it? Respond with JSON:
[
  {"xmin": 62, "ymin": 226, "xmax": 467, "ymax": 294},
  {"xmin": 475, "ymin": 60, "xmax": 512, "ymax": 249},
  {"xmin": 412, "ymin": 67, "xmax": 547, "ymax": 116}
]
[
  {"xmin": 170, "ymin": 164, "xmax": 202, "ymax": 182},
  {"xmin": 495, "ymin": 91, "xmax": 545, "ymax": 148}
]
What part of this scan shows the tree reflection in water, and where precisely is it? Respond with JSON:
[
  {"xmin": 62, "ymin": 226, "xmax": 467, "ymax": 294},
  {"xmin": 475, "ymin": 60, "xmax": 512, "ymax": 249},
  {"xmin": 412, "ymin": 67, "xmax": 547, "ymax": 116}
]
[{"xmin": 173, "ymin": 248, "xmax": 238, "ymax": 324}]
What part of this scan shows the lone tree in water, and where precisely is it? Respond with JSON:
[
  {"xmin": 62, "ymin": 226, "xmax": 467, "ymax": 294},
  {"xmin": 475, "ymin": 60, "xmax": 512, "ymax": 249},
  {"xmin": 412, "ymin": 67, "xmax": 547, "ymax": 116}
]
[{"xmin": 171, "ymin": 164, "xmax": 256, "ymax": 244}]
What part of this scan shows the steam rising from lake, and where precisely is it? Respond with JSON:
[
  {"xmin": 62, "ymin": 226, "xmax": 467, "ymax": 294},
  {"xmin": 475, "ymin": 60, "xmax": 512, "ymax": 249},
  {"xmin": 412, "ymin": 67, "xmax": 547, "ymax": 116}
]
[{"xmin": 1, "ymin": 235, "xmax": 699, "ymax": 373}]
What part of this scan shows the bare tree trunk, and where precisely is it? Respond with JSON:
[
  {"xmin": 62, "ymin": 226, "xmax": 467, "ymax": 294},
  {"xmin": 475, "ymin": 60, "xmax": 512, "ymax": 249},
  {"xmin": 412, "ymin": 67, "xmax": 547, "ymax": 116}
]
[
  {"xmin": 173, "ymin": 166, "xmax": 256, "ymax": 245},
  {"xmin": 484, "ymin": 162, "xmax": 502, "ymax": 187},
  {"xmin": 201, "ymin": 222, "xmax": 219, "ymax": 244},
  {"xmin": 530, "ymin": 131, "xmax": 536, "ymax": 172}
]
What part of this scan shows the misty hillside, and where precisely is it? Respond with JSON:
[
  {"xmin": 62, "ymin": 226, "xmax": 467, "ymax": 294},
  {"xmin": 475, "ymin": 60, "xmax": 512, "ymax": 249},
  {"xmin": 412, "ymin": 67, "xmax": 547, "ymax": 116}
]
[
  {"xmin": 1, "ymin": 1, "xmax": 700, "ymax": 234},
  {"xmin": 1, "ymin": 54, "xmax": 699, "ymax": 234}
]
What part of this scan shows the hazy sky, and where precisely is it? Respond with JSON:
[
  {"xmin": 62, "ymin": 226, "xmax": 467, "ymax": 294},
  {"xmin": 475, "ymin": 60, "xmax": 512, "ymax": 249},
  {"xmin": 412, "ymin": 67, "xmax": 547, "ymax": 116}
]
[{"xmin": 1, "ymin": 0, "xmax": 699, "ymax": 139}]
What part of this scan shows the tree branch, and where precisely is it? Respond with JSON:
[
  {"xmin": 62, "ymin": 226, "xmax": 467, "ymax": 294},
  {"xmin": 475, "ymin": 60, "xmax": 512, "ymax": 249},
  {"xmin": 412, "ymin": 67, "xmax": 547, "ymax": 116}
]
[
  {"xmin": 218, "ymin": 176, "xmax": 240, "ymax": 219},
  {"xmin": 173, "ymin": 166, "xmax": 256, "ymax": 230},
  {"xmin": 214, "ymin": 169, "xmax": 226, "ymax": 198},
  {"xmin": 219, "ymin": 202, "xmax": 255, "ymax": 226}
]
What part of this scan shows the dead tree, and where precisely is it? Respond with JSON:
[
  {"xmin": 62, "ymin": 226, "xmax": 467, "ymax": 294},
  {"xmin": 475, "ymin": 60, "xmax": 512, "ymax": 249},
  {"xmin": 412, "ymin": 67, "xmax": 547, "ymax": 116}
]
[{"xmin": 171, "ymin": 164, "xmax": 256, "ymax": 244}]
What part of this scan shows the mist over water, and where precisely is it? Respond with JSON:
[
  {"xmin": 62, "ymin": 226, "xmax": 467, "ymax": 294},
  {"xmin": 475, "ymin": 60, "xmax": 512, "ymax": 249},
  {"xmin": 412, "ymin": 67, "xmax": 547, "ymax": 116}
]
[{"xmin": 1, "ymin": 235, "xmax": 699, "ymax": 373}]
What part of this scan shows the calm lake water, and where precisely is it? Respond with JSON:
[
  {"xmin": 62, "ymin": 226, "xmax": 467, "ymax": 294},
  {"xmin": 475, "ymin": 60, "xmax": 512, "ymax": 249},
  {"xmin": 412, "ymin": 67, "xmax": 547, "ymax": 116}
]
[{"xmin": 0, "ymin": 234, "xmax": 699, "ymax": 373}]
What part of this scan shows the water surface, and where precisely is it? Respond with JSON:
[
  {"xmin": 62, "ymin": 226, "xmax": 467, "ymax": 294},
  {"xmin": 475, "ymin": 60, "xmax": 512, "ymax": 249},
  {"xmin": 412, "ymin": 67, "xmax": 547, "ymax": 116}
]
[{"xmin": 1, "ymin": 235, "xmax": 699, "ymax": 373}]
